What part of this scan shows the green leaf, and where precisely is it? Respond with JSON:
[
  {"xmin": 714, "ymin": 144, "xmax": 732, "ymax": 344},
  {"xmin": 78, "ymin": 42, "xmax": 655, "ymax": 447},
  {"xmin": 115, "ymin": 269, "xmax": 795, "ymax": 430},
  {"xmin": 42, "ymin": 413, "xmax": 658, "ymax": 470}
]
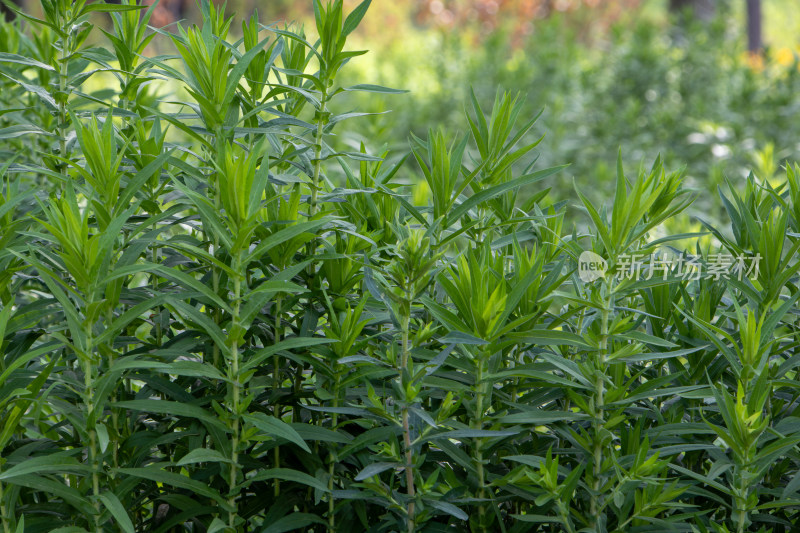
[
  {"xmin": 223, "ymin": 36, "xmax": 270, "ymax": 105},
  {"xmin": 425, "ymin": 499, "xmax": 469, "ymax": 521},
  {"xmin": 168, "ymin": 299, "xmax": 231, "ymax": 358},
  {"xmin": 0, "ymin": 72, "xmax": 57, "ymax": 109},
  {"xmin": 0, "ymin": 124, "xmax": 55, "ymax": 139},
  {"xmin": 423, "ymin": 429, "xmax": 519, "ymax": 441},
  {"xmin": 241, "ymin": 337, "xmax": 334, "ymax": 373},
  {"xmin": 97, "ymin": 492, "xmax": 135, "ymax": 533},
  {"xmin": 291, "ymin": 424, "xmax": 352, "ymax": 444},
  {"xmin": 96, "ymin": 423, "xmax": 109, "ymax": 454},
  {"xmin": 499, "ymin": 411, "xmax": 591, "ymax": 424},
  {"xmin": 669, "ymin": 464, "xmax": 731, "ymax": 495},
  {"xmin": 245, "ymin": 219, "xmax": 329, "ymax": 264},
  {"xmin": 509, "ymin": 329, "xmax": 594, "ymax": 349},
  {"xmin": 0, "ymin": 453, "xmax": 90, "ymax": 480},
  {"xmin": 484, "ymin": 368, "xmax": 591, "ymax": 389},
  {"xmin": 81, "ymin": 2, "xmax": 144, "ymax": 14},
  {"xmin": 354, "ymin": 462, "xmax": 396, "ymax": 481},
  {"xmin": 0, "ymin": 52, "xmax": 55, "ymax": 71},
  {"xmin": 117, "ymin": 466, "xmax": 229, "ymax": 506},
  {"xmin": 4, "ymin": 474, "xmax": 93, "ymax": 516},
  {"xmin": 342, "ymin": 0, "xmax": 371, "ymax": 37},
  {"xmin": 243, "ymin": 468, "xmax": 329, "ymax": 493},
  {"xmin": 154, "ymin": 265, "xmax": 233, "ymax": 314},
  {"xmin": 243, "ymin": 413, "xmax": 312, "ymax": 453},
  {"xmin": 447, "ymin": 165, "xmax": 566, "ymax": 224},
  {"xmin": 176, "ymin": 448, "xmax": 232, "ymax": 466},
  {"xmin": 112, "ymin": 400, "xmax": 227, "ymax": 432},
  {"xmin": 439, "ymin": 331, "xmax": 488, "ymax": 345},
  {"xmin": 343, "ymin": 83, "xmax": 408, "ymax": 94},
  {"xmin": 262, "ymin": 513, "xmax": 326, "ymax": 533}
]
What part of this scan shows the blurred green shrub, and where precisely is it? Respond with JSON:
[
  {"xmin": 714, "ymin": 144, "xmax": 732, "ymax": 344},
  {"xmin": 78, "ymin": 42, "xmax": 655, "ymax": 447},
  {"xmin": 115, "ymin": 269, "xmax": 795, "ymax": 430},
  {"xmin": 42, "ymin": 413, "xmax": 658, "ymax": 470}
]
[{"xmin": 337, "ymin": 5, "xmax": 800, "ymax": 224}]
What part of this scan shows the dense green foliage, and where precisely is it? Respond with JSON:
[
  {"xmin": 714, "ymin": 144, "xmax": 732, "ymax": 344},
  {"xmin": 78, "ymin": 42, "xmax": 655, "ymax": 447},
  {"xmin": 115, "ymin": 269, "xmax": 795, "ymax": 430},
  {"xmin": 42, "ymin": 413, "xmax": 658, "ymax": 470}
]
[{"xmin": 0, "ymin": 1, "xmax": 800, "ymax": 532}]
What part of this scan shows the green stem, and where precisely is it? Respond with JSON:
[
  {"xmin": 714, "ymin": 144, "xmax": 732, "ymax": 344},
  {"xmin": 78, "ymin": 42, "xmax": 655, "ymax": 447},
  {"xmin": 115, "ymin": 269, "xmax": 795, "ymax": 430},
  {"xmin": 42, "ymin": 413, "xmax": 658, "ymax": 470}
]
[
  {"xmin": 735, "ymin": 441, "xmax": 753, "ymax": 533},
  {"xmin": 557, "ymin": 499, "xmax": 576, "ymax": 533},
  {"xmin": 57, "ymin": 32, "xmax": 70, "ymax": 179},
  {"xmin": 80, "ymin": 289, "xmax": 102, "ymax": 532},
  {"xmin": 310, "ymin": 91, "xmax": 328, "ymax": 219},
  {"xmin": 273, "ymin": 295, "xmax": 283, "ymax": 498},
  {"xmin": 590, "ymin": 285, "xmax": 612, "ymax": 524},
  {"xmin": 210, "ymin": 142, "xmax": 222, "ymax": 369},
  {"xmin": 327, "ymin": 377, "xmax": 339, "ymax": 533},
  {"xmin": 151, "ymin": 222, "xmax": 163, "ymax": 347},
  {"xmin": 305, "ymin": 90, "xmax": 328, "ymax": 292},
  {"xmin": 0, "ymin": 479, "xmax": 10, "ymax": 533},
  {"xmin": 211, "ymin": 249, "xmax": 221, "ymax": 368},
  {"xmin": 327, "ymin": 452, "xmax": 335, "ymax": 532},
  {"xmin": 473, "ymin": 354, "xmax": 488, "ymax": 529},
  {"xmin": 400, "ymin": 311, "xmax": 415, "ymax": 533},
  {"xmin": 104, "ymin": 307, "xmax": 121, "ymax": 471},
  {"xmin": 736, "ymin": 503, "xmax": 747, "ymax": 533},
  {"xmin": 83, "ymin": 354, "xmax": 101, "ymax": 532},
  {"xmin": 228, "ymin": 251, "xmax": 244, "ymax": 529}
]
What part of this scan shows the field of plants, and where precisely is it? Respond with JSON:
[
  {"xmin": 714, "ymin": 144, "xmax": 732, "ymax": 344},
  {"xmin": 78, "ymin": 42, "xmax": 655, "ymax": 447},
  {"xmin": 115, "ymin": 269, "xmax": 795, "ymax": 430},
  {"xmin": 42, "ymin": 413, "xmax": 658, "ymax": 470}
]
[{"xmin": 1, "ymin": 0, "xmax": 800, "ymax": 532}]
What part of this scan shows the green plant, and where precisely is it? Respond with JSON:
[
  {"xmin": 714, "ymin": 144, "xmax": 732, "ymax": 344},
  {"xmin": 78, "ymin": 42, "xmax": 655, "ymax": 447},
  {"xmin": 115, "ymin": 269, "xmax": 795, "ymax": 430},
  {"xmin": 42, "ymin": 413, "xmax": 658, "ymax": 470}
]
[{"xmin": 1, "ymin": 1, "xmax": 800, "ymax": 532}]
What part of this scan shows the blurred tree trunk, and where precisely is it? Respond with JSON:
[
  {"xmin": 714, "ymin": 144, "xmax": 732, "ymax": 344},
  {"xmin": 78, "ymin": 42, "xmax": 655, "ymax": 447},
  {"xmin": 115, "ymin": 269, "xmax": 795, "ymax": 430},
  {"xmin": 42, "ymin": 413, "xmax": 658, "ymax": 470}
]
[
  {"xmin": 746, "ymin": 0, "xmax": 762, "ymax": 53},
  {"xmin": 144, "ymin": 0, "xmax": 184, "ymax": 27},
  {"xmin": 0, "ymin": 0, "xmax": 18, "ymax": 20},
  {"xmin": 669, "ymin": 0, "xmax": 715, "ymax": 23}
]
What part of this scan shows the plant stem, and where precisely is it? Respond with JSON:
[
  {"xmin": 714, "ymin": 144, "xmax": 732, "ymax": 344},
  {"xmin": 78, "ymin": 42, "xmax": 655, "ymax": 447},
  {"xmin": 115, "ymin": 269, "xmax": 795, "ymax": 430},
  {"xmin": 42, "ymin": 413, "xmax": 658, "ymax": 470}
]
[
  {"xmin": 327, "ymin": 375, "xmax": 339, "ymax": 533},
  {"xmin": 0, "ymin": 480, "xmax": 10, "ymax": 533},
  {"xmin": 591, "ymin": 284, "xmax": 612, "ymax": 525},
  {"xmin": 400, "ymin": 311, "xmax": 415, "ymax": 533},
  {"xmin": 151, "ymin": 222, "xmax": 163, "ymax": 347},
  {"xmin": 305, "ymin": 90, "xmax": 328, "ymax": 294},
  {"xmin": 310, "ymin": 90, "xmax": 328, "ymax": 220},
  {"xmin": 556, "ymin": 499, "xmax": 576, "ymax": 533},
  {"xmin": 211, "ymin": 142, "xmax": 222, "ymax": 369},
  {"xmin": 228, "ymin": 251, "xmax": 244, "ymax": 529},
  {"xmin": 735, "ymin": 437, "xmax": 753, "ymax": 533},
  {"xmin": 57, "ymin": 31, "xmax": 70, "ymax": 179},
  {"xmin": 473, "ymin": 354, "xmax": 488, "ymax": 530},
  {"xmin": 735, "ymin": 470, "xmax": 748, "ymax": 533},
  {"xmin": 273, "ymin": 295, "xmax": 283, "ymax": 498},
  {"xmin": 83, "ymin": 353, "xmax": 101, "ymax": 532}
]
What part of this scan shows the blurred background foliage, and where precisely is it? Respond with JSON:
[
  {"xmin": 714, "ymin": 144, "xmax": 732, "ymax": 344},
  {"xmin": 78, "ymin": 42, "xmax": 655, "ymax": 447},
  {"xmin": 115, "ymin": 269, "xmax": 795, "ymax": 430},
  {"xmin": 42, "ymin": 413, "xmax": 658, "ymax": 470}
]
[
  {"xmin": 326, "ymin": 0, "xmax": 800, "ymax": 222},
  {"xmin": 4, "ymin": 0, "xmax": 800, "ymax": 225}
]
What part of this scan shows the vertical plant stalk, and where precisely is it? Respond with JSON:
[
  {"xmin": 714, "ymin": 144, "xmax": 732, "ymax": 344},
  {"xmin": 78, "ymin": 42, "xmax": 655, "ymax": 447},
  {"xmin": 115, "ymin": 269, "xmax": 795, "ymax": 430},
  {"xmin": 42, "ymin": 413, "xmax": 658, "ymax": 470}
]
[
  {"xmin": 0, "ymin": 478, "xmax": 9, "ymax": 533},
  {"xmin": 56, "ymin": 31, "xmax": 71, "ymax": 178},
  {"xmin": 211, "ymin": 157, "xmax": 223, "ymax": 369},
  {"xmin": 735, "ymin": 458, "xmax": 750, "ymax": 533},
  {"xmin": 590, "ymin": 284, "xmax": 612, "ymax": 523},
  {"xmin": 82, "ymin": 326, "xmax": 102, "ymax": 532},
  {"xmin": 734, "ymin": 385, "xmax": 758, "ymax": 533},
  {"xmin": 309, "ymin": 91, "xmax": 328, "ymax": 220},
  {"xmin": 151, "ymin": 232, "xmax": 164, "ymax": 346},
  {"xmin": 105, "ymin": 306, "xmax": 120, "ymax": 470},
  {"xmin": 273, "ymin": 295, "xmax": 283, "ymax": 498},
  {"xmin": 310, "ymin": 97, "xmax": 328, "ymax": 518},
  {"xmin": 400, "ymin": 308, "xmax": 416, "ymax": 533},
  {"xmin": 228, "ymin": 250, "xmax": 245, "ymax": 529},
  {"xmin": 556, "ymin": 498, "xmax": 576, "ymax": 533},
  {"xmin": 327, "ymin": 377, "xmax": 339, "ymax": 533},
  {"xmin": 472, "ymin": 351, "xmax": 489, "ymax": 529},
  {"xmin": 306, "ymin": 90, "xmax": 329, "ymax": 298},
  {"xmin": 313, "ymin": 85, "xmax": 332, "ymax": 531}
]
